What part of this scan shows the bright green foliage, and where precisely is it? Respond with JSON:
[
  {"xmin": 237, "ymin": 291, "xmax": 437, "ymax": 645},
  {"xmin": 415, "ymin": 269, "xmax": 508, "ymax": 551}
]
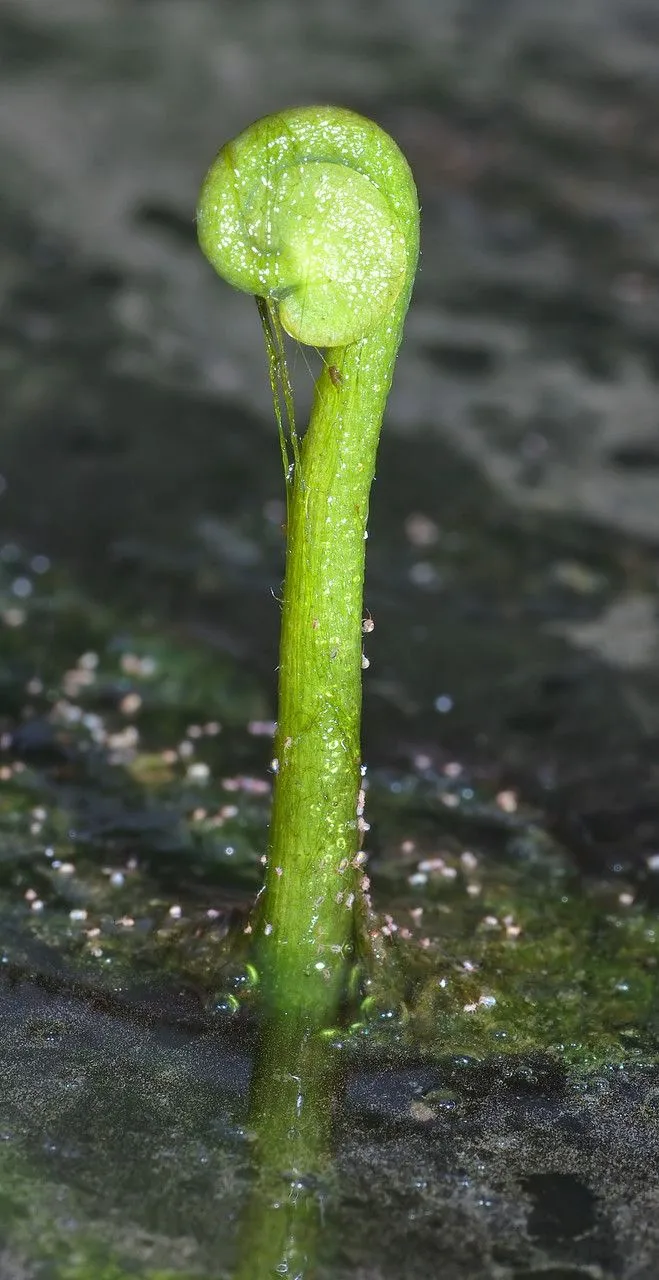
[
  {"xmin": 197, "ymin": 105, "xmax": 414, "ymax": 346},
  {"xmin": 198, "ymin": 106, "xmax": 419, "ymax": 1016}
]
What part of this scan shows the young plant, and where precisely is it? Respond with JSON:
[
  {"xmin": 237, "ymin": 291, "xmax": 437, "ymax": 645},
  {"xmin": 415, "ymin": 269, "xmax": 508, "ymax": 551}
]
[{"xmin": 197, "ymin": 106, "xmax": 419, "ymax": 1018}]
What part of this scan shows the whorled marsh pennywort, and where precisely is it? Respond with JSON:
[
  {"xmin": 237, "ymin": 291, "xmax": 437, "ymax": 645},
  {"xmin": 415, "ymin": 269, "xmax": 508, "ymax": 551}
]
[{"xmin": 197, "ymin": 106, "xmax": 419, "ymax": 1016}]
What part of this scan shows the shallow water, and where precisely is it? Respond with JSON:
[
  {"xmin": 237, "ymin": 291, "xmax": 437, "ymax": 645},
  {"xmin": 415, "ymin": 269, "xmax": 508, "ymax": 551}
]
[{"xmin": 1, "ymin": 1, "xmax": 659, "ymax": 1276}]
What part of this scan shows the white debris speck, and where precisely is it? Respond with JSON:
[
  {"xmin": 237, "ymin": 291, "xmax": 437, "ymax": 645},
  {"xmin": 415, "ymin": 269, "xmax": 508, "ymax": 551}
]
[
  {"xmin": 120, "ymin": 692, "xmax": 142, "ymax": 716},
  {"xmin": 187, "ymin": 762, "xmax": 210, "ymax": 783},
  {"xmin": 482, "ymin": 915, "xmax": 499, "ymax": 929},
  {"xmin": 3, "ymin": 608, "xmax": 25, "ymax": 627},
  {"xmin": 404, "ymin": 512, "xmax": 439, "ymax": 548},
  {"xmin": 418, "ymin": 857, "xmax": 446, "ymax": 873},
  {"xmin": 249, "ymin": 720, "xmax": 277, "ymax": 737}
]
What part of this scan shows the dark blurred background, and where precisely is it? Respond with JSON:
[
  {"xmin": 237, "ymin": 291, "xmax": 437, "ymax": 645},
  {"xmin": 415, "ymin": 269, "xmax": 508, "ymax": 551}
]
[{"xmin": 2, "ymin": 0, "xmax": 659, "ymax": 766}]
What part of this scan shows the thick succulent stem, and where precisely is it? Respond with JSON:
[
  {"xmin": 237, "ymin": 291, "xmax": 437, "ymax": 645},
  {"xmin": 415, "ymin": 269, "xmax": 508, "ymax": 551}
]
[
  {"xmin": 197, "ymin": 106, "xmax": 419, "ymax": 1016},
  {"xmin": 260, "ymin": 320, "xmax": 410, "ymax": 1013}
]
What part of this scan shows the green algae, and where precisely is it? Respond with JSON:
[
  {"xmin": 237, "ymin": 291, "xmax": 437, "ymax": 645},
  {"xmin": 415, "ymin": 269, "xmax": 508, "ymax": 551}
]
[
  {"xmin": 0, "ymin": 541, "xmax": 657, "ymax": 1277},
  {"xmin": 0, "ymin": 1136, "xmax": 231, "ymax": 1277},
  {"xmin": 0, "ymin": 554, "xmax": 656, "ymax": 1074},
  {"xmin": 375, "ymin": 833, "xmax": 658, "ymax": 1069}
]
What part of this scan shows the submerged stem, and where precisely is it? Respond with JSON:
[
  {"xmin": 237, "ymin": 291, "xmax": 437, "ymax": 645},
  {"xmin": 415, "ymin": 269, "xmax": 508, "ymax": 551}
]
[{"xmin": 234, "ymin": 1009, "xmax": 334, "ymax": 1279}]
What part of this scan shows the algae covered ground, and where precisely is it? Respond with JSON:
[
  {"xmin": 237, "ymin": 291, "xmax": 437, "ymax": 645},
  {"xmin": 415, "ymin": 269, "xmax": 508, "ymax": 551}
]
[
  {"xmin": 0, "ymin": 542, "xmax": 657, "ymax": 1070},
  {"xmin": 0, "ymin": 510, "xmax": 657, "ymax": 1277}
]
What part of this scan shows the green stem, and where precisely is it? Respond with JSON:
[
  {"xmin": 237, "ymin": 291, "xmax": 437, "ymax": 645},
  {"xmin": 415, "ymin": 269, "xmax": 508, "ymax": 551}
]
[
  {"xmin": 258, "ymin": 308, "xmax": 412, "ymax": 1014},
  {"xmin": 234, "ymin": 1010, "xmax": 334, "ymax": 1279},
  {"xmin": 197, "ymin": 106, "xmax": 419, "ymax": 1014}
]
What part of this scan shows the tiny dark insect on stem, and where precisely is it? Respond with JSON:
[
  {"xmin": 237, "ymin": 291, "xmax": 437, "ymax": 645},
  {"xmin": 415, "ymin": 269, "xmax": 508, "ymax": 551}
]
[{"xmin": 328, "ymin": 364, "xmax": 343, "ymax": 387}]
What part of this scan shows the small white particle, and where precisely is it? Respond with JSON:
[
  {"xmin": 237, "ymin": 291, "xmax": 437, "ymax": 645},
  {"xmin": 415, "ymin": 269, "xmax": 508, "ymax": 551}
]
[{"xmin": 187, "ymin": 762, "xmax": 210, "ymax": 783}]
